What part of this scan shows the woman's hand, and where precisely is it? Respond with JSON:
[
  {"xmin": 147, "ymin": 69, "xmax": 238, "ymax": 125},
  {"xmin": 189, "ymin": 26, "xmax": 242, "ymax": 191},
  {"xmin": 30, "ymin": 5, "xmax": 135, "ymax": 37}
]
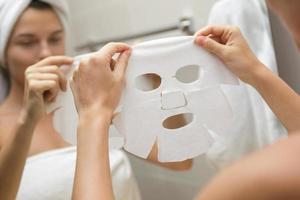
[
  {"xmin": 70, "ymin": 42, "xmax": 131, "ymax": 121},
  {"xmin": 71, "ymin": 43, "xmax": 131, "ymax": 200},
  {"xmin": 23, "ymin": 56, "xmax": 73, "ymax": 122},
  {"xmin": 195, "ymin": 25, "xmax": 265, "ymax": 84}
]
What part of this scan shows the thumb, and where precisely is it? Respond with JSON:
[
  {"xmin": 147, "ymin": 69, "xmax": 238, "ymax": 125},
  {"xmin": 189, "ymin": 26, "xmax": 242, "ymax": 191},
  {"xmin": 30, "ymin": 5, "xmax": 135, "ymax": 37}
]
[
  {"xmin": 195, "ymin": 36, "xmax": 225, "ymax": 58},
  {"xmin": 115, "ymin": 49, "xmax": 131, "ymax": 78}
]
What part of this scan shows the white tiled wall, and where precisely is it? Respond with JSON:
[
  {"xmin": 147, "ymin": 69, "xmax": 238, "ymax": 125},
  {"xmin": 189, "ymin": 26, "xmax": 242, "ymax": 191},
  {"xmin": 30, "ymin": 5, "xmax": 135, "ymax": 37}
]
[
  {"xmin": 65, "ymin": 1, "xmax": 219, "ymax": 199},
  {"xmin": 66, "ymin": 0, "xmax": 218, "ymax": 55}
]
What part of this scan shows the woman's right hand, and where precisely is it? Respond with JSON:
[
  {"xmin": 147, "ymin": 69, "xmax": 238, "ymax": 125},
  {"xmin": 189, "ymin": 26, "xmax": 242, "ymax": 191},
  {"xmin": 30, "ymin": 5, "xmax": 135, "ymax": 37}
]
[
  {"xmin": 23, "ymin": 56, "xmax": 73, "ymax": 122},
  {"xmin": 70, "ymin": 43, "xmax": 131, "ymax": 123},
  {"xmin": 194, "ymin": 25, "xmax": 266, "ymax": 84}
]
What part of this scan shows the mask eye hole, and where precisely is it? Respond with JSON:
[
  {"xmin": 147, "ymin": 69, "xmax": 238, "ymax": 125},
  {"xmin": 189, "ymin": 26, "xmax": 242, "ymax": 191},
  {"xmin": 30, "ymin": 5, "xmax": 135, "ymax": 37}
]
[
  {"xmin": 175, "ymin": 65, "xmax": 201, "ymax": 84},
  {"xmin": 163, "ymin": 113, "xmax": 194, "ymax": 130},
  {"xmin": 135, "ymin": 73, "xmax": 162, "ymax": 92}
]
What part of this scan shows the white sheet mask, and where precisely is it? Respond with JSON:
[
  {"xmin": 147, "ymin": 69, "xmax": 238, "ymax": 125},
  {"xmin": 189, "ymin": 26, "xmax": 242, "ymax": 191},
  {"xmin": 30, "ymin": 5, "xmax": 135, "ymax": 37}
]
[
  {"xmin": 50, "ymin": 36, "xmax": 239, "ymax": 162},
  {"xmin": 113, "ymin": 36, "xmax": 239, "ymax": 162}
]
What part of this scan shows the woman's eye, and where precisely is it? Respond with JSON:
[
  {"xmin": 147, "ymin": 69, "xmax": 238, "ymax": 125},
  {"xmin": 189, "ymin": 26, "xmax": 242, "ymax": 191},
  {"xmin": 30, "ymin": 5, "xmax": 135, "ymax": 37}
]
[
  {"xmin": 18, "ymin": 41, "xmax": 35, "ymax": 47},
  {"xmin": 49, "ymin": 37, "xmax": 62, "ymax": 44}
]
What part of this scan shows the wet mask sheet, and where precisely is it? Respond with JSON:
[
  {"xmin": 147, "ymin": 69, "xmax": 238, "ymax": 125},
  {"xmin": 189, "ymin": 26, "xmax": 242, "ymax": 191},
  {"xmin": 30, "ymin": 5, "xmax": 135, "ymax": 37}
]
[{"xmin": 50, "ymin": 36, "xmax": 239, "ymax": 162}]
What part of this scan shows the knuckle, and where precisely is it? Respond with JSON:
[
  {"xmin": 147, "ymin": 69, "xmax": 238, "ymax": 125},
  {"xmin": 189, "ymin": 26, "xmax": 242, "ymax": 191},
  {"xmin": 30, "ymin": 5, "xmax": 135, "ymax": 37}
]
[
  {"xmin": 116, "ymin": 75, "xmax": 125, "ymax": 83},
  {"xmin": 25, "ymin": 67, "xmax": 34, "ymax": 74},
  {"xmin": 232, "ymin": 26, "xmax": 240, "ymax": 32},
  {"xmin": 52, "ymin": 65, "xmax": 59, "ymax": 71},
  {"xmin": 26, "ymin": 73, "xmax": 34, "ymax": 80},
  {"xmin": 205, "ymin": 40, "xmax": 214, "ymax": 50},
  {"xmin": 28, "ymin": 80, "xmax": 36, "ymax": 89},
  {"xmin": 90, "ymin": 55, "xmax": 103, "ymax": 66},
  {"xmin": 53, "ymin": 74, "xmax": 59, "ymax": 81},
  {"xmin": 108, "ymin": 42, "xmax": 116, "ymax": 47}
]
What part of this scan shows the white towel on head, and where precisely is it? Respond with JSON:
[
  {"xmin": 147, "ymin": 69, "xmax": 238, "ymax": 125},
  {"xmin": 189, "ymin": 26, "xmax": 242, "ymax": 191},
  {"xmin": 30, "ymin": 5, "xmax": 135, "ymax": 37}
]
[{"xmin": 0, "ymin": 0, "xmax": 70, "ymax": 67}]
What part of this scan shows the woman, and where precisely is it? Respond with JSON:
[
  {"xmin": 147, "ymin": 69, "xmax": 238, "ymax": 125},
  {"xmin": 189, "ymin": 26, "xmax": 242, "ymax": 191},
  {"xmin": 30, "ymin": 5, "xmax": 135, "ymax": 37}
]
[
  {"xmin": 0, "ymin": 1, "xmax": 191, "ymax": 199},
  {"xmin": 72, "ymin": 0, "xmax": 300, "ymax": 199},
  {"xmin": 0, "ymin": 1, "xmax": 139, "ymax": 200}
]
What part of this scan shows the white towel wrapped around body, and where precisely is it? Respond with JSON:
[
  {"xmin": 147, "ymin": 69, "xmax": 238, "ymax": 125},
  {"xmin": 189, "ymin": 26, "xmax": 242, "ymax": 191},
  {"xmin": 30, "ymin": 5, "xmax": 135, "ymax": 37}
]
[{"xmin": 17, "ymin": 146, "xmax": 141, "ymax": 200}]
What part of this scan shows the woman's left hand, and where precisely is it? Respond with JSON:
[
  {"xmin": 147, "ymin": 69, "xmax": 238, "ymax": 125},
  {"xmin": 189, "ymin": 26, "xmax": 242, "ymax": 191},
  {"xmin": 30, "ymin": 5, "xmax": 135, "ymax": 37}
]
[{"xmin": 70, "ymin": 42, "xmax": 131, "ymax": 121}]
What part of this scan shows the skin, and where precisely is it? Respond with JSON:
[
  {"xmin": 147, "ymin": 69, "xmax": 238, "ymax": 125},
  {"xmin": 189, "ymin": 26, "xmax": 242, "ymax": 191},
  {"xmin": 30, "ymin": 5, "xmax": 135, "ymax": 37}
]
[
  {"xmin": 0, "ymin": 5, "xmax": 192, "ymax": 200},
  {"xmin": 192, "ymin": 0, "xmax": 300, "ymax": 199},
  {"xmin": 71, "ymin": 42, "xmax": 132, "ymax": 200}
]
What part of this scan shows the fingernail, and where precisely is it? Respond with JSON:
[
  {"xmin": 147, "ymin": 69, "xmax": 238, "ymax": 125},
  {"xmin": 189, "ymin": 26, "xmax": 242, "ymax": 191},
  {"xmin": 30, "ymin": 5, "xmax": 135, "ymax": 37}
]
[
  {"xmin": 68, "ymin": 57, "xmax": 74, "ymax": 62},
  {"xmin": 125, "ymin": 49, "xmax": 132, "ymax": 55},
  {"xmin": 196, "ymin": 36, "xmax": 207, "ymax": 46}
]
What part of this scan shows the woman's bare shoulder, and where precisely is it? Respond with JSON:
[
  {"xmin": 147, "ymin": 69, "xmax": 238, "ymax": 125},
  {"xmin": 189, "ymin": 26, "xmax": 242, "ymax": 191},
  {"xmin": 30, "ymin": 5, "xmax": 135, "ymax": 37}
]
[
  {"xmin": 238, "ymin": 133, "xmax": 300, "ymax": 198},
  {"xmin": 197, "ymin": 134, "xmax": 300, "ymax": 200}
]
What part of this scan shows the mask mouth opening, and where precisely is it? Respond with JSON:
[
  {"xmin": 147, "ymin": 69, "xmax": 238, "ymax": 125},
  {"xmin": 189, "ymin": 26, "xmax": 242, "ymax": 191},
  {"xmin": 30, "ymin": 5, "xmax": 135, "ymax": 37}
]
[{"xmin": 162, "ymin": 113, "xmax": 194, "ymax": 130}]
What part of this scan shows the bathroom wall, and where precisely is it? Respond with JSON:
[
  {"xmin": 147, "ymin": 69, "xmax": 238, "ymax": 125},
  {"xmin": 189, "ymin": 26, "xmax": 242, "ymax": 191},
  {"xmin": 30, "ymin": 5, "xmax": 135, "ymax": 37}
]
[{"xmin": 66, "ymin": 0, "xmax": 218, "ymax": 54}]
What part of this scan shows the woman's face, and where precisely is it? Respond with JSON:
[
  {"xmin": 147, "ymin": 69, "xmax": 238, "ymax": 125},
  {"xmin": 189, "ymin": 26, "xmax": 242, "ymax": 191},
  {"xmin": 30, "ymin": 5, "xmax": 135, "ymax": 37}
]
[{"xmin": 5, "ymin": 7, "xmax": 65, "ymax": 87}]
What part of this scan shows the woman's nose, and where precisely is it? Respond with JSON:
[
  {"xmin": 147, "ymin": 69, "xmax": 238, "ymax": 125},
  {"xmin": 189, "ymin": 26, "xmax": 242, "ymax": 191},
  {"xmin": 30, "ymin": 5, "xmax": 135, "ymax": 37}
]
[{"xmin": 39, "ymin": 41, "xmax": 52, "ymax": 60}]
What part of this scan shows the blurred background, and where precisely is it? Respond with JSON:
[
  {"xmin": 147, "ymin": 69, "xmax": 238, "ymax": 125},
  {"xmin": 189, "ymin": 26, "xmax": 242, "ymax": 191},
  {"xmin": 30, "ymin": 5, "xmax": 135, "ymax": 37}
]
[{"xmin": 66, "ymin": 0, "xmax": 218, "ymax": 54}]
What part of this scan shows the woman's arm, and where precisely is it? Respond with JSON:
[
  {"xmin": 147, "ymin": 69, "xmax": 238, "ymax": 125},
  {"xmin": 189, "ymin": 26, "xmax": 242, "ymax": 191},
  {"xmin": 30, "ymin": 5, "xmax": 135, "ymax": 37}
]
[
  {"xmin": 71, "ymin": 42, "xmax": 131, "ymax": 200},
  {"xmin": 0, "ymin": 111, "xmax": 37, "ymax": 200},
  {"xmin": 249, "ymin": 65, "xmax": 300, "ymax": 133},
  {"xmin": 0, "ymin": 56, "xmax": 73, "ymax": 199},
  {"xmin": 195, "ymin": 26, "xmax": 300, "ymax": 133},
  {"xmin": 72, "ymin": 109, "xmax": 114, "ymax": 200},
  {"xmin": 196, "ymin": 132, "xmax": 300, "ymax": 200}
]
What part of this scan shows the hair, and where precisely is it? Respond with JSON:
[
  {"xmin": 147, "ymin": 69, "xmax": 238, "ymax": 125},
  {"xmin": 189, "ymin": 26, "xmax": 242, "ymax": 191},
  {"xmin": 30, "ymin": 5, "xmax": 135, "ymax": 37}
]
[{"xmin": 29, "ymin": 0, "xmax": 53, "ymax": 10}]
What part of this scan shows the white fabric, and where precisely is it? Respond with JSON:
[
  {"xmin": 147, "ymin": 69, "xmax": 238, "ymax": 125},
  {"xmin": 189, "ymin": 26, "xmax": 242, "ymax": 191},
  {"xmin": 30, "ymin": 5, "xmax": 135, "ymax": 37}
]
[
  {"xmin": 17, "ymin": 146, "xmax": 141, "ymax": 200},
  {"xmin": 0, "ymin": 0, "xmax": 69, "ymax": 66},
  {"xmin": 205, "ymin": 0, "xmax": 286, "ymax": 168}
]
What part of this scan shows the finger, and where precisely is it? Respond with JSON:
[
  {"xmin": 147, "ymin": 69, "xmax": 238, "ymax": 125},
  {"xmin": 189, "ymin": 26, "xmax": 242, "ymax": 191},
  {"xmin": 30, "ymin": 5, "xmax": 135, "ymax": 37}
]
[
  {"xmin": 195, "ymin": 25, "xmax": 228, "ymax": 37},
  {"xmin": 34, "ymin": 56, "xmax": 74, "ymax": 68},
  {"xmin": 100, "ymin": 42, "xmax": 131, "ymax": 58},
  {"xmin": 27, "ymin": 72, "xmax": 67, "ymax": 92},
  {"xmin": 27, "ymin": 73, "xmax": 59, "ymax": 81},
  {"xmin": 209, "ymin": 35, "xmax": 223, "ymax": 44},
  {"xmin": 29, "ymin": 80, "xmax": 56, "ymax": 94},
  {"xmin": 114, "ymin": 49, "xmax": 131, "ymax": 78},
  {"xmin": 195, "ymin": 36, "xmax": 225, "ymax": 58},
  {"xmin": 56, "ymin": 68, "xmax": 67, "ymax": 92},
  {"xmin": 32, "ymin": 66, "xmax": 67, "ymax": 91}
]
